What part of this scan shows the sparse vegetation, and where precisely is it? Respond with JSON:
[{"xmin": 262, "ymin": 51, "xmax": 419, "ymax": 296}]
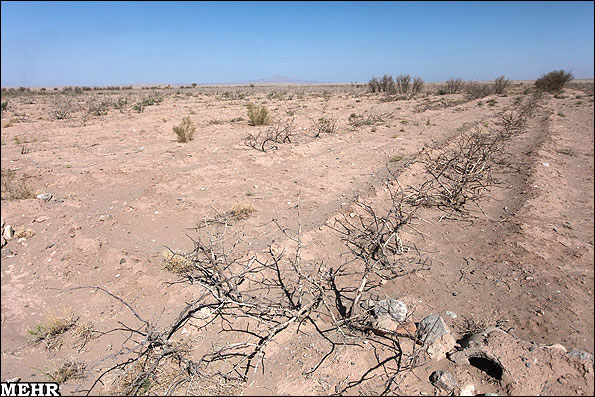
[
  {"xmin": 50, "ymin": 97, "xmax": 74, "ymax": 119},
  {"xmin": 133, "ymin": 94, "xmax": 163, "ymax": 113},
  {"xmin": 535, "ymin": 70, "xmax": 574, "ymax": 93},
  {"xmin": 1, "ymin": 168, "xmax": 35, "ymax": 200},
  {"xmin": 348, "ymin": 111, "xmax": 390, "ymax": 128},
  {"xmin": 173, "ymin": 116, "xmax": 196, "ymax": 142}
]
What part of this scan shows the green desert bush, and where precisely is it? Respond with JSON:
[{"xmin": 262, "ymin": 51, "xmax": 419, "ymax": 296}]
[
  {"xmin": 441, "ymin": 77, "xmax": 465, "ymax": 95},
  {"xmin": 368, "ymin": 76, "xmax": 380, "ymax": 93},
  {"xmin": 246, "ymin": 103, "xmax": 272, "ymax": 126},
  {"xmin": 395, "ymin": 74, "xmax": 411, "ymax": 95},
  {"xmin": 173, "ymin": 116, "xmax": 196, "ymax": 142},
  {"xmin": 535, "ymin": 70, "xmax": 574, "ymax": 93},
  {"xmin": 465, "ymin": 81, "xmax": 494, "ymax": 99},
  {"xmin": 411, "ymin": 77, "xmax": 424, "ymax": 96},
  {"xmin": 493, "ymin": 75, "xmax": 510, "ymax": 95}
]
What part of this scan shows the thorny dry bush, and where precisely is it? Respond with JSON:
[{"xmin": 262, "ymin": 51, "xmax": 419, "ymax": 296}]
[
  {"xmin": 244, "ymin": 118, "xmax": 297, "ymax": 152},
  {"xmin": 407, "ymin": 93, "xmax": 542, "ymax": 216},
  {"xmin": 348, "ymin": 111, "xmax": 392, "ymax": 129},
  {"xmin": 62, "ymin": 193, "xmax": 432, "ymax": 395},
  {"xmin": 50, "ymin": 96, "xmax": 76, "ymax": 120},
  {"xmin": 311, "ymin": 116, "xmax": 338, "ymax": 138}
]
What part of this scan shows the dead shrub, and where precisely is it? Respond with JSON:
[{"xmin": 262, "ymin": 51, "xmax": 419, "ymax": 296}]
[
  {"xmin": 246, "ymin": 103, "xmax": 272, "ymax": 126},
  {"xmin": 87, "ymin": 98, "xmax": 112, "ymax": 116},
  {"xmin": 50, "ymin": 96, "xmax": 74, "ymax": 119},
  {"xmin": 348, "ymin": 112, "xmax": 390, "ymax": 129},
  {"xmin": 113, "ymin": 97, "xmax": 128, "ymax": 113},
  {"xmin": 312, "ymin": 116, "xmax": 338, "ymax": 137},
  {"xmin": 173, "ymin": 116, "xmax": 196, "ymax": 142},
  {"xmin": 535, "ymin": 70, "xmax": 574, "ymax": 93},
  {"xmin": 244, "ymin": 118, "xmax": 296, "ymax": 152}
]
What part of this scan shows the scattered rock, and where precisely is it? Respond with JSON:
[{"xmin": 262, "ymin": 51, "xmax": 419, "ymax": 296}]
[
  {"xmin": 427, "ymin": 333, "xmax": 456, "ymax": 360},
  {"xmin": 196, "ymin": 307, "xmax": 212, "ymax": 319},
  {"xmin": 459, "ymin": 383, "xmax": 475, "ymax": 396},
  {"xmin": 34, "ymin": 216, "xmax": 50, "ymax": 223},
  {"xmin": 3, "ymin": 225, "xmax": 14, "ymax": 240},
  {"xmin": 567, "ymin": 349, "xmax": 594, "ymax": 363},
  {"xmin": 1, "ymin": 237, "xmax": 5, "ymax": 247},
  {"xmin": 429, "ymin": 370, "xmax": 457, "ymax": 391},
  {"xmin": 372, "ymin": 299, "xmax": 408, "ymax": 322},
  {"xmin": 543, "ymin": 343, "xmax": 567, "ymax": 353},
  {"xmin": 445, "ymin": 310, "xmax": 458, "ymax": 319},
  {"xmin": 36, "ymin": 193, "xmax": 53, "ymax": 201},
  {"xmin": 367, "ymin": 299, "xmax": 414, "ymax": 336},
  {"xmin": 120, "ymin": 258, "xmax": 127, "ymax": 264},
  {"xmin": 1, "ymin": 249, "xmax": 15, "ymax": 259},
  {"xmin": 418, "ymin": 314, "xmax": 450, "ymax": 345}
]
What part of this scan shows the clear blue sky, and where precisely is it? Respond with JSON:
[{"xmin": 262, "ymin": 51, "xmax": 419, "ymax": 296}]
[{"xmin": 1, "ymin": 1, "xmax": 593, "ymax": 86}]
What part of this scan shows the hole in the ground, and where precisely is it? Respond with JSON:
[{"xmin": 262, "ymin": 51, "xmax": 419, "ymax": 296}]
[{"xmin": 469, "ymin": 356, "xmax": 503, "ymax": 380}]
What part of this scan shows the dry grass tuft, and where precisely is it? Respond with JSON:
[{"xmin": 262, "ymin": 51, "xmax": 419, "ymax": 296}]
[
  {"xmin": 72, "ymin": 322, "xmax": 96, "ymax": 352},
  {"xmin": 246, "ymin": 103, "xmax": 272, "ymax": 126},
  {"xmin": 162, "ymin": 249, "xmax": 194, "ymax": 274},
  {"xmin": 173, "ymin": 116, "xmax": 196, "ymax": 142},
  {"xmin": 48, "ymin": 361, "xmax": 86, "ymax": 384},
  {"xmin": 230, "ymin": 202, "xmax": 255, "ymax": 220},
  {"xmin": 1, "ymin": 168, "xmax": 35, "ymax": 200},
  {"xmin": 28, "ymin": 311, "xmax": 78, "ymax": 351}
]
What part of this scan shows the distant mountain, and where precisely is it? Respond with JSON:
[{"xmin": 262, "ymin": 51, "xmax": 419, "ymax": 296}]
[
  {"xmin": 161, "ymin": 75, "xmax": 325, "ymax": 86},
  {"xmin": 242, "ymin": 75, "xmax": 323, "ymax": 84}
]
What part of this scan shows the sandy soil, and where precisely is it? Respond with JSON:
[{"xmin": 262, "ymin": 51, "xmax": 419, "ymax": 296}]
[{"xmin": 1, "ymin": 82, "xmax": 593, "ymax": 395}]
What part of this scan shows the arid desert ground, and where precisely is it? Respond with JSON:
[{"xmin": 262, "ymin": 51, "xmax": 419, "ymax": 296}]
[{"xmin": 1, "ymin": 79, "xmax": 593, "ymax": 395}]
